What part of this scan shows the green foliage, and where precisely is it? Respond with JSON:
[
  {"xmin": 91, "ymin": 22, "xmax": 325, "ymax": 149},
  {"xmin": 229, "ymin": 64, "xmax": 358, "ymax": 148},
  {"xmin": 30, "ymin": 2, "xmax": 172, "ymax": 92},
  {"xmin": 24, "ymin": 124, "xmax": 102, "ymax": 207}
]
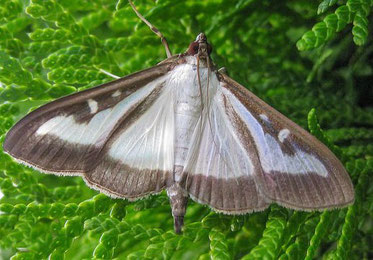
[
  {"xmin": 0, "ymin": 0, "xmax": 372, "ymax": 259},
  {"xmin": 297, "ymin": 0, "xmax": 373, "ymax": 50}
]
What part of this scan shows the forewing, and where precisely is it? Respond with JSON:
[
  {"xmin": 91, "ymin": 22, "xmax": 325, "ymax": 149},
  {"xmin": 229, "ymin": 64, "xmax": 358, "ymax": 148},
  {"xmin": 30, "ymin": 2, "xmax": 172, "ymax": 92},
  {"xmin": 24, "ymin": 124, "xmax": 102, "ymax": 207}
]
[
  {"xmin": 3, "ymin": 63, "xmax": 174, "ymax": 199},
  {"xmin": 219, "ymin": 74, "xmax": 354, "ymax": 209},
  {"xmin": 182, "ymin": 75, "xmax": 270, "ymax": 214},
  {"xmin": 84, "ymin": 80, "xmax": 175, "ymax": 199}
]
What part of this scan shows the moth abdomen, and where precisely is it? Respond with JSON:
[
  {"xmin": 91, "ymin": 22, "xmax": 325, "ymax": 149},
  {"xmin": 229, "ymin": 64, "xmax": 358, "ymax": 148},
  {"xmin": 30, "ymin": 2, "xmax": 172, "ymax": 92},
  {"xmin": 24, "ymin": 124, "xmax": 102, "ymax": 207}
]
[{"xmin": 167, "ymin": 180, "xmax": 188, "ymax": 234}]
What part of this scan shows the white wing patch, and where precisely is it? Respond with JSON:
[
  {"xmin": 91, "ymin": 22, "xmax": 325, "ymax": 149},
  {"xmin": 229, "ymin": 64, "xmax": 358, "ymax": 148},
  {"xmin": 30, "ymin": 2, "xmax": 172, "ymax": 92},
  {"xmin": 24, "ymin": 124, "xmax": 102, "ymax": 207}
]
[
  {"xmin": 222, "ymin": 87, "xmax": 328, "ymax": 177},
  {"xmin": 108, "ymin": 85, "xmax": 174, "ymax": 171},
  {"xmin": 88, "ymin": 99, "xmax": 98, "ymax": 114}
]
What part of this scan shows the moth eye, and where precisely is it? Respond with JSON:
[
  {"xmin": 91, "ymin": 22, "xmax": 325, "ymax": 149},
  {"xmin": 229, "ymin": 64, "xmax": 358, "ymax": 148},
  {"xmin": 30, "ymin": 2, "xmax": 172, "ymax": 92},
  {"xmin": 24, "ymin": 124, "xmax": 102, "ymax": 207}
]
[{"xmin": 187, "ymin": 42, "xmax": 200, "ymax": 55}]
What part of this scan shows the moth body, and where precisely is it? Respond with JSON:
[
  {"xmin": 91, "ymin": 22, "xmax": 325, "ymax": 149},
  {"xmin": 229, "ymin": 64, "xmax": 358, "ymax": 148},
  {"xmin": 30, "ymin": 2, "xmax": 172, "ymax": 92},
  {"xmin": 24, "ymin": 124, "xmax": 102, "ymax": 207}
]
[
  {"xmin": 3, "ymin": 33, "xmax": 354, "ymax": 234},
  {"xmin": 167, "ymin": 61, "xmax": 216, "ymax": 233}
]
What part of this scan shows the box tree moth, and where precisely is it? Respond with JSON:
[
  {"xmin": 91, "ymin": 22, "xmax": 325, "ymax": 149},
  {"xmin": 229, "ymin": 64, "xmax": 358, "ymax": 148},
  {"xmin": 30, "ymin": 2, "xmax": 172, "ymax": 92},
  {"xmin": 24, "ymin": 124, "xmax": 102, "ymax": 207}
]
[{"xmin": 3, "ymin": 1, "xmax": 354, "ymax": 234}]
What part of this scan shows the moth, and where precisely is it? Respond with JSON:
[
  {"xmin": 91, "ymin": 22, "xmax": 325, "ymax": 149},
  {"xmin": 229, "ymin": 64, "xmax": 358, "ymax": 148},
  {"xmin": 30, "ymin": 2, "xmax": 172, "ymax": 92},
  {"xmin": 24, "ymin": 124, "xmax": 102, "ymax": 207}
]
[{"xmin": 3, "ymin": 1, "xmax": 354, "ymax": 234}]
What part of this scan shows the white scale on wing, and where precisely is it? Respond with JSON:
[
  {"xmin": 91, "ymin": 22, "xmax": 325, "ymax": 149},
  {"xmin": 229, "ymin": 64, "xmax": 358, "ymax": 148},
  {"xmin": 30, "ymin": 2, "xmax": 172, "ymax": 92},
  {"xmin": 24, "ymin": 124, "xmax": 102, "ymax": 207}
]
[
  {"xmin": 278, "ymin": 129, "xmax": 290, "ymax": 143},
  {"xmin": 87, "ymin": 99, "xmax": 98, "ymax": 114}
]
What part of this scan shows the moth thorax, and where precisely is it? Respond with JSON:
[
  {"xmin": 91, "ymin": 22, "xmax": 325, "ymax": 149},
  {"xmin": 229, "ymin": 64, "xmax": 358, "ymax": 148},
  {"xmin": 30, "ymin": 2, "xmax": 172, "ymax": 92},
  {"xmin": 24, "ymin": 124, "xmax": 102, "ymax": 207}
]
[{"xmin": 187, "ymin": 33, "xmax": 212, "ymax": 56}]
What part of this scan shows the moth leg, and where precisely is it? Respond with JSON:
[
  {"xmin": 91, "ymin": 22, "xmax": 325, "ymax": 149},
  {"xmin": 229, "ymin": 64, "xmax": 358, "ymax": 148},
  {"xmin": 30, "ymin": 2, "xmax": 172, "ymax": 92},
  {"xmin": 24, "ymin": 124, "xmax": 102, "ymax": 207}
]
[
  {"xmin": 128, "ymin": 0, "xmax": 172, "ymax": 58},
  {"xmin": 98, "ymin": 68, "xmax": 121, "ymax": 79}
]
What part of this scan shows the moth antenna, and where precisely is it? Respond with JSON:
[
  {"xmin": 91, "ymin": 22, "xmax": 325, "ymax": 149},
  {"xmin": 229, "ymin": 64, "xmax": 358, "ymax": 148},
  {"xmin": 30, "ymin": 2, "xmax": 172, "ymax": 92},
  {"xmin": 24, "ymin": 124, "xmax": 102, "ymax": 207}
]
[
  {"xmin": 196, "ymin": 56, "xmax": 205, "ymax": 141},
  {"xmin": 206, "ymin": 58, "xmax": 210, "ymax": 107},
  {"xmin": 184, "ymin": 56, "xmax": 205, "ymax": 191},
  {"xmin": 196, "ymin": 56, "xmax": 205, "ymax": 111},
  {"xmin": 128, "ymin": 0, "xmax": 172, "ymax": 58},
  {"xmin": 206, "ymin": 58, "xmax": 236, "ymax": 181}
]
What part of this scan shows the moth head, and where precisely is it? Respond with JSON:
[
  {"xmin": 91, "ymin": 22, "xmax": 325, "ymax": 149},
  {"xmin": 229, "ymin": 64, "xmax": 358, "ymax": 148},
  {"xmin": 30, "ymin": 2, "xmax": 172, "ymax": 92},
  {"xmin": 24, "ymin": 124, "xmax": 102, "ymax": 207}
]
[{"xmin": 187, "ymin": 33, "xmax": 212, "ymax": 57}]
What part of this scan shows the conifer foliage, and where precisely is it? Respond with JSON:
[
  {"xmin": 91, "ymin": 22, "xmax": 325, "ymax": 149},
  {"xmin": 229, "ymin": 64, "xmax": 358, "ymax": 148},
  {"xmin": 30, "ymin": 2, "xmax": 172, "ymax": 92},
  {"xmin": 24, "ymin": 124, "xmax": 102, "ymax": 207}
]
[{"xmin": 0, "ymin": 0, "xmax": 372, "ymax": 259}]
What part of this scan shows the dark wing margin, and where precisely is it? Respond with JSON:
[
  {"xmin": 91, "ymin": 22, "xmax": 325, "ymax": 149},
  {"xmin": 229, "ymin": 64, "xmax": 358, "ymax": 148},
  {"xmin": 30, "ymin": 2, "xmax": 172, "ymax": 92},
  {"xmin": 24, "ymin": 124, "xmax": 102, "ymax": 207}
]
[
  {"xmin": 3, "ymin": 62, "xmax": 174, "ymax": 200},
  {"xmin": 218, "ymin": 73, "xmax": 354, "ymax": 210}
]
